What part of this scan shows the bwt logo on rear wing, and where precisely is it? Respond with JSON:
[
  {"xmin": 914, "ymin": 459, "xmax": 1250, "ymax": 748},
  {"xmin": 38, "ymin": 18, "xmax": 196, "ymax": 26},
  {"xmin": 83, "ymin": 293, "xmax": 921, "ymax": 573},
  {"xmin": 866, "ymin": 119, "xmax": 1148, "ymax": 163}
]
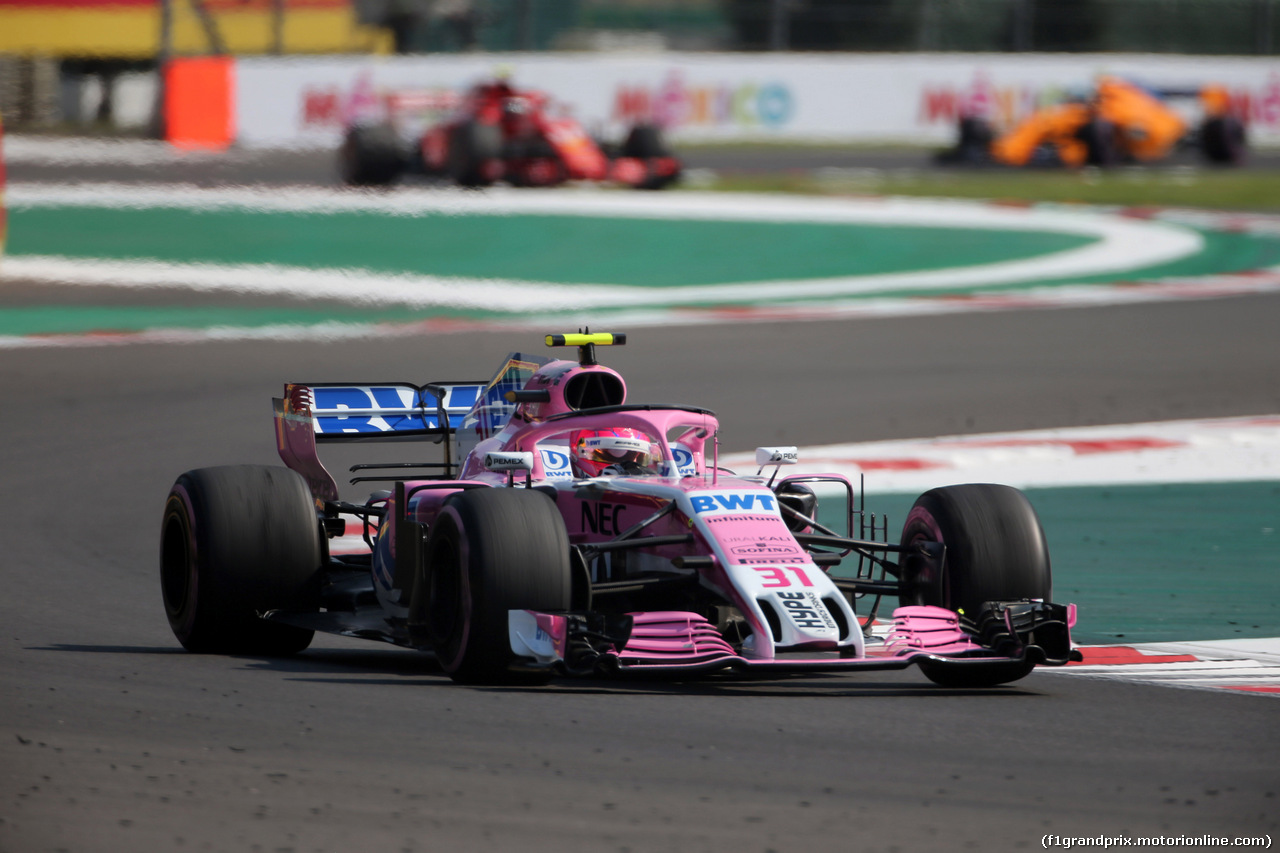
[{"xmin": 280, "ymin": 382, "xmax": 487, "ymax": 439}]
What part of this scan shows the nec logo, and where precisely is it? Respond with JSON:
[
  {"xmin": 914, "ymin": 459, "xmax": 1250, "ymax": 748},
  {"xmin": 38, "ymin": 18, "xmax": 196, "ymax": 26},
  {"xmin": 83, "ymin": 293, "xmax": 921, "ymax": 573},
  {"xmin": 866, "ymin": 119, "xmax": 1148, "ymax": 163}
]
[{"xmin": 689, "ymin": 492, "xmax": 777, "ymax": 515}]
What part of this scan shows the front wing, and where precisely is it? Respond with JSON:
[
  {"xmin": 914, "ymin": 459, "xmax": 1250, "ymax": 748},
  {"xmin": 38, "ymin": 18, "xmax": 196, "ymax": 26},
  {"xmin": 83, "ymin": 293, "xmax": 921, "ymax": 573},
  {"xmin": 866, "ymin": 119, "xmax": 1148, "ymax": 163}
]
[{"xmin": 509, "ymin": 601, "xmax": 1080, "ymax": 678}]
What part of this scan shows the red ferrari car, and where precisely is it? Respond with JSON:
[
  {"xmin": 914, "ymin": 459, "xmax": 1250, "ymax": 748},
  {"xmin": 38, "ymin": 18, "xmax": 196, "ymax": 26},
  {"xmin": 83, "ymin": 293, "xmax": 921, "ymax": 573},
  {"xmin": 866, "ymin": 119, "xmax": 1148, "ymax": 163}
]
[{"xmin": 340, "ymin": 78, "xmax": 681, "ymax": 190}]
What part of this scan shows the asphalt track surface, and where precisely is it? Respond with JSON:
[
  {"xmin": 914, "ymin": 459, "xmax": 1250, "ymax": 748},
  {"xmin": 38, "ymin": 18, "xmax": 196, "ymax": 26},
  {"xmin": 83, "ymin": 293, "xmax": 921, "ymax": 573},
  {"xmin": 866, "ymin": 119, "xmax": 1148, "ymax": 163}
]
[
  {"xmin": 12, "ymin": 140, "xmax": 1280, "ymax": 186},
  {"xmin": 2, "ymin": 148, "xmax": 1279, "ymax": 853}
]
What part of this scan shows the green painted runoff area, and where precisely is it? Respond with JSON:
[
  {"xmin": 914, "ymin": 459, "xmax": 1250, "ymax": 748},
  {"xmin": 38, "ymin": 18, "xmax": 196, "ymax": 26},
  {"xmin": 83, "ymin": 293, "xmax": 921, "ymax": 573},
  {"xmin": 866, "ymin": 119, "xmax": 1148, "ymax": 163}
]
[
  {"xmin": 840, "ymin": 482, "xmax": 1280, "ymax": 645},
  {"xmin": 8, "ymin": 204, "xmax": 1280, "ymax": 336},
  {"xmin": 9, "ymin": 206, "xmax": 1092, "ymax": 286},
  {"xmin": 0, "ymin": 305, "xmax": 431, "ymax": 336}
]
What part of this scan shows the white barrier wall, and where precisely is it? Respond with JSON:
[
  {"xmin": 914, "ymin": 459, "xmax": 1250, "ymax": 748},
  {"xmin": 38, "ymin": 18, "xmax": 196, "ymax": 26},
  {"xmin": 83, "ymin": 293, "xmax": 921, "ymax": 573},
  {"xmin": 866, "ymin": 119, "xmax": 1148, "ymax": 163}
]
[{"xmin": 234, "ymin": 52, "xmax": 1280, "ymax": 149}]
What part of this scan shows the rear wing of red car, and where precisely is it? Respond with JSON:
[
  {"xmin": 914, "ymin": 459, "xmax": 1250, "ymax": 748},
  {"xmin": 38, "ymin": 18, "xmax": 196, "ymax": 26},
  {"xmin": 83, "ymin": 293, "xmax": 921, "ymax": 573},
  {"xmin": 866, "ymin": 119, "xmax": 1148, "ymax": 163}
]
[{"xmin": 273, "ymin": 381, "xmax": 486, "ymax": 502}]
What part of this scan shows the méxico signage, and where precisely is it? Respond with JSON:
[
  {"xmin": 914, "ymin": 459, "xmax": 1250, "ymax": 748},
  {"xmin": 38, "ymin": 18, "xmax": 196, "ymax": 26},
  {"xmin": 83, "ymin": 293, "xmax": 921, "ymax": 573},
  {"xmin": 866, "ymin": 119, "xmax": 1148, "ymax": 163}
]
[{"xmin": 234, "ymin": 52, "xmax": 1280, "ymax": 149}]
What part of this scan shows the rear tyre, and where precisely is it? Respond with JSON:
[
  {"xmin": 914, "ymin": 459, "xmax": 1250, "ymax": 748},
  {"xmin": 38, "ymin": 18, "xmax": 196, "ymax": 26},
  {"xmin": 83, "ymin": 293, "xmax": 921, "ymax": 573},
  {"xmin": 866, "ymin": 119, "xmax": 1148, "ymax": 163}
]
[
  {"xmin": 937, "ymin": 115, "xmax": 994, "ymax": 164},
  {"xmin": 160, "ymin": 465, "xmax": 320, "ymax": 655},
  {"xmin": 621, "ymin": 123, "xmax": 679, "ymax": 189},
  {"xmin": 622, "ymin": 123, "xmax": 667, "ymax": 159},
  {"xmin": 1078, "ymin": 119, "xmax": 1120, "ymax": 166},
  {"xmin": 339, "ymin": 123, "xmax": 406, "ymax": 186},
  {"xmin": 420, "ymin": 488, "xmax": 571, "ymax": 684},
  {"xmin": 1200, "ymin": 116, "xmax": 1246, "ymax": 165},
  {"xmin": 447, "ymin": 120, "xmax": 503, "ymax": 187},
  {"xmin": 897, "ymin": 484, "xmax": 1050, "ymax": 687}
]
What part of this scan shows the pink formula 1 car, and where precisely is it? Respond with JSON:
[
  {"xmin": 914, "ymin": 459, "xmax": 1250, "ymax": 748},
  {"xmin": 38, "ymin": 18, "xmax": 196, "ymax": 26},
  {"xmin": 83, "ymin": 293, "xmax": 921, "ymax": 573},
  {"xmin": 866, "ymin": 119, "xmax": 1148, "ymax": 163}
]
[
  {"xmin": 340, "ymin": 78, "xmax": 681, "ymax": 190},
  {"xmin": 160, "ymin": 334, "xmax": 1079, "ymax": 687}
]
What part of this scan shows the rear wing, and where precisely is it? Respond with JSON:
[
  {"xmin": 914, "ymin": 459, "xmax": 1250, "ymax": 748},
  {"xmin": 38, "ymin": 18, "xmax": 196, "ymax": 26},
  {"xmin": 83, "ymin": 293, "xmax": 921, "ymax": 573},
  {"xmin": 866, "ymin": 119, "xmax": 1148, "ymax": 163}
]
[
  {"xmin": 296, "ymin": 382, "xmax": 484, "ymax": 438},
  {"xmin": 273, "ymin": 381, "xmax": 486, "ymax": 502}
]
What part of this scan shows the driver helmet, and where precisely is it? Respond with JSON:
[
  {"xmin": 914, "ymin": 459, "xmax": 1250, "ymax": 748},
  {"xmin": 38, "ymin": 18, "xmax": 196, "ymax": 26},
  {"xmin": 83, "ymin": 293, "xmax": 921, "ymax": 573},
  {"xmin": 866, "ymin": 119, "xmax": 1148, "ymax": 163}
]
[{"xmin": 571, "ymin": 428, "xmax": 658, "ymax": 476}]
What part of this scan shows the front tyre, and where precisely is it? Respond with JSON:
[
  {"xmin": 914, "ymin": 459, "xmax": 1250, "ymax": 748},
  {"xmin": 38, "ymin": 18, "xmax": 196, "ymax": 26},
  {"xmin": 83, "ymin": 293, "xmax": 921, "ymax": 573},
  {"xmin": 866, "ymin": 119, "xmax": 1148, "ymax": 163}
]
[
  {"xmin": 417, "ymin": 488, "xmax": 571, "ymax": 684},
  {"xmin": 160, "ymin": 465, "xmax": 321, "ymax": 655},
  {"xmin": 898, "ymin": 484, "xmax": 1050, "ymax": 687},
  {"xmin": 898, "ymin": 483, "xmax": 1050, "ymax": 616}
]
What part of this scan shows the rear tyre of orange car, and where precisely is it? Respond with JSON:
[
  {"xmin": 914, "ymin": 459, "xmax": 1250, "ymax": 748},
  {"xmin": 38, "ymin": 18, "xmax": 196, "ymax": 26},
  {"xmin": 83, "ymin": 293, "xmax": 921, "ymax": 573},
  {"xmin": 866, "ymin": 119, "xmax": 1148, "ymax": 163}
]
[
  {"xmin": 937, "ymin": 116, "xmax": 994, "ymax": 164},
  {"xmin": 1201, "ymin": 116, "xmax": 1246, "ymax": 165},
  {"xmin": 897, "ymin": 484, "xmax": 1051, "ymax": 687},
  {"xmin": 419, "ymin": 488, "xmax": 571, "ymax": 684},
  {"xmin": 160, "ymin": 465, "xmax": 321, "ymax": 655},
  {"xmin": 1078, "ymin": 119, "xmax": 1120, "ymax": 167},
  {"xmin": 339, "ymin": 123, "xmax": 406, "ymax": 186}
]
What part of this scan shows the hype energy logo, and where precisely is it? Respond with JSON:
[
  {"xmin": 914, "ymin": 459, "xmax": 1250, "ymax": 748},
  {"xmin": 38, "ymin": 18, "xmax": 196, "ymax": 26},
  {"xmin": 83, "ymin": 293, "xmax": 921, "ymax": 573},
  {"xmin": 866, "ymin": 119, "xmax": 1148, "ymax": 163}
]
[
  {"xmin": 689, "ymin": 491, "xmax": 779, "ymax": 515},
  {"xmin": 613, "ymin": 71, "xmax": 794, "ymax": 130}
]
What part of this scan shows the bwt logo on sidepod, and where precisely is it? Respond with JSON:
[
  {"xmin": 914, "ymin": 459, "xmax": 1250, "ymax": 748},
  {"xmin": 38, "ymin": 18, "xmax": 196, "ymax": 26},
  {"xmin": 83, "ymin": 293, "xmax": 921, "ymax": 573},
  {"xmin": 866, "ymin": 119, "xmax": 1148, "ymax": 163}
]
[
  {"xmin": 540, "ymin": 448, "xmax": 573, "ymax": 479},
  {"xmin": 659, "ymin": 445, "xmax": 698, "ymax": 478},
  {"xmin": 689, "ymin": 492, "xmax": 778, "ymax": 515}
]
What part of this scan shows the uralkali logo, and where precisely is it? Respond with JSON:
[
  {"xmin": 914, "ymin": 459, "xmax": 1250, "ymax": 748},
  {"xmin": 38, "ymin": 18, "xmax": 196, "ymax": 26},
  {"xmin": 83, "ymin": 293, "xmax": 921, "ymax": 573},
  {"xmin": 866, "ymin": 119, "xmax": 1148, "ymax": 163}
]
[{"xmin": 689, "ymin": 491, "xmax": 779, "ymax": 515}]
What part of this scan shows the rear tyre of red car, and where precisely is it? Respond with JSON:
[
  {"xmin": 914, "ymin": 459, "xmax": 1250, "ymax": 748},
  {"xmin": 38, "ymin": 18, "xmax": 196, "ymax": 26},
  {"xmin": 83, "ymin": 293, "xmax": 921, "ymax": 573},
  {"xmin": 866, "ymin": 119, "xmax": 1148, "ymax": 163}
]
[
  {"xmin": 447, "ymin": 120, "xmax": 503, "ymax": 187},
  {"xmin": 339, "ymin": 123, "xmax": 406, "ymax": 186},
  {"xmin": 621, "ymin": 123, "xmax": 678, "ymax": 189},
  {"xmin": 417, "ymin": 488, "xmax": 571, "ymax": 684},
  {"xmin": 160, "ymin": 465, "xmax": 321, "ymax": 656},
  {"xmin": 897, "ymin": 483, "xmax": 1051, "ymax": 687},
  {"xmin": 622, "ymin": 124, "xmax": 666, "ymax": 159}
]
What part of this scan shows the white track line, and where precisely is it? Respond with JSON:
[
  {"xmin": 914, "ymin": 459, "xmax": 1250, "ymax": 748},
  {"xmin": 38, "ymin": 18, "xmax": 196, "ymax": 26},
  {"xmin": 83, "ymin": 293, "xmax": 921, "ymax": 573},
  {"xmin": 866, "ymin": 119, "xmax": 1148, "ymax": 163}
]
[
  {"xmin": 722, "ymin": 415, "xmax": 1280, "ymax": 490},
  {"xmin": 1045, "ymin": 642, "xmax": 1280, "ymax": 697},
  {"xmin": 6, "ymin": 183, "xmax": 1205, "ymax": 300}
]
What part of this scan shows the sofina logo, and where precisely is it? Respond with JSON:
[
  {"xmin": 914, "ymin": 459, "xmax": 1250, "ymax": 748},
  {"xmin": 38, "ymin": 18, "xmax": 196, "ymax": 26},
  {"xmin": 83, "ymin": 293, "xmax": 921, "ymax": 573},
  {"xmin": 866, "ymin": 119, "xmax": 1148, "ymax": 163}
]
[
  {"xmin": 689, "ymin": 492, "xmax": 778, "ymax": 515},
  {"xmin": 613, "ymin": 71, "xmax": 794, "ymax": 130}
]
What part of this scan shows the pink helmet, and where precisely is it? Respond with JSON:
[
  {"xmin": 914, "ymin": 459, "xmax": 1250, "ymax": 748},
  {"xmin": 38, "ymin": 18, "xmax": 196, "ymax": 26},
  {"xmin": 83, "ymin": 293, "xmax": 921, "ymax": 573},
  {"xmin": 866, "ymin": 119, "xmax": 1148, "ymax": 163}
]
[{"xmin": 571, "ymin": 428, "xmax": 658, "ymax": 476}]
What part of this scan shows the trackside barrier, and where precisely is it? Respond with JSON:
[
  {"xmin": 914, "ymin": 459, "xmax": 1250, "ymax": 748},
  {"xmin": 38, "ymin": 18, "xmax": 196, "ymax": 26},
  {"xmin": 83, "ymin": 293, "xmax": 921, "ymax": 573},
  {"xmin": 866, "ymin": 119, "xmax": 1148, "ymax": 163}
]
[
  {"xmin": 165, "ymin": 56, "xmax": 235, "ymax": 150},
  {"xmin": 232, "ymin": 52, "xmax": 1280, "ymax": 150}
]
